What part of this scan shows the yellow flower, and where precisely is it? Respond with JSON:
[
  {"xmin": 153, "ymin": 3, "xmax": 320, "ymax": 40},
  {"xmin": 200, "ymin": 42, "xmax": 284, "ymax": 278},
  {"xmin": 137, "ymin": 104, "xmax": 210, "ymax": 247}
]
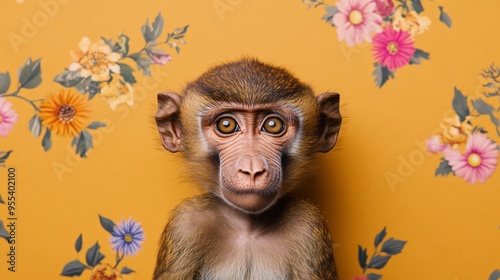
[
  {"xmin": 99, "ymin": 75, "xmax": 134, "ymax": 110},
  {"xmin": 392, "ymin": 10, "xmax": 431, "ymax": 36},
  {"xmin": 439, "ymin": 115, "xmax": 472, "ymax": 151},
  {"xmin": 69, "ymin": 37, "xmax": 121, "ymax": 82},
  {"xmin": 90, "ymin": 263, "xmax": 123, "ymax": 280},
  {"xmin": 39, "ymin": 90, "xmax": 90, "ymax": 137}
]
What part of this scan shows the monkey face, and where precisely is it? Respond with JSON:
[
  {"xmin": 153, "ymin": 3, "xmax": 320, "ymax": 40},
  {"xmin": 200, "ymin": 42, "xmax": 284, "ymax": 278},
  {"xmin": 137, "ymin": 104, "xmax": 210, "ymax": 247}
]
[
  {"xmin": 155, "ymin": 59, "xmax": 341, "ymax": 215},
  {"xmin": 200, "ymin": 105, "xmax": 299, "ymax": 213}
]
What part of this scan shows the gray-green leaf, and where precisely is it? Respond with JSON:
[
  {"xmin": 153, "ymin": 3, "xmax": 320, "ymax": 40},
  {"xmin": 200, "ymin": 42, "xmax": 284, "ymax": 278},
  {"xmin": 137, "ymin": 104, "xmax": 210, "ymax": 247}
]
[
  {"xmin": 86, "ymin": 242, "xmax": 105, "ymax": 267},
  {"xmin": 411, "ymin": 0, "xmax": 424, "ymax": 13},
  {"xmin": 0, "ymin": 151, "xmax": 12, "ymax": 166},
  {"xmin": 42, "ymin": 128, "xmax": 52, "ymax": 152},
  {"xmin": 381, "ymin": 237, "xmax": 407, "ymax": 255},
  {"xmin": 435, "ymin": 158, "xmax": 453, "ymax": 177},
  {"xmin": 409, "ymin": 49, "xmax": 430, "ymax": 65},
  {"xmin": 129, "ymin": 53, "xmax": 154, "ymax": 77},
  {"xmin": 322, "ymin": 6, "xmax": 339, "ymax": 24},
  {"xmin": 142, "ymin": 12, "xmax": 164, "ymax": 43},
  {"xmin": 18, "ymin": 57, "xmax": 42, "ymax": 89},
  {"xmin": 61, "ymin": 260, "xmax": 87, "ymax": 277},
  {"xmin": 28, "ymin": 114, "xmax": 42, "ymax": 138},
  {"xmin": 54, "ymin": 70, "xmax": 83, "ymax": 88},
  {"xmin": 72, "ymin": 130, "xmax": 93, "ymax": 158},
  {"xmin": 439, "ymin": 6, "xmax": 452, "ymax": 28},
  {"xmin": 0, "ymin": 195, "xmax": 4, "ymax": 204},
  {"xmin": 75, "ymin": 233, "xmax": 83, "ymax": 253},
  {"xmin": 99, "ymin": 214, "xmax": 116, "ymax": 234},
  {"xmin": 367, "ymin": 274, "xmax": 382, "ymax": 280},
  {"xmin": 489, "ymin": 270, "xmax": 500, "ymax": 280},
  {"xmin": 118, "ymin": 63, "xmax": 137, "ymax": 84},
  {"xmin": 357, "ymin": 245, "xmax": 367, "ymax": 270},
  {"xmin": 0, "ymin": 221, "xmax": 9, "ymax": 242},
  {"xmin": 452, "ymin": 87, "xmax": 470, "ymax": 122},
  {"xmin": 87, "ymin": 122, "xmax": 107, "ymax": 130},
  {"xmin": 367, "ymin": 255, "xmax": 391, "ymax": 269},
  {"xmin": 374, "ymin": 227, "xmax": 387, "ymax": 248},
  {"xmin": 373, "ymin": 64, "xmax": 394, "ymax": 88},
  {"xmin": 0, "ymin": 72, "xmax": 11, "ymax": 94},
  {"xmin": 121, "ymin": 267, "xmax": 136, "ymax": 274}
]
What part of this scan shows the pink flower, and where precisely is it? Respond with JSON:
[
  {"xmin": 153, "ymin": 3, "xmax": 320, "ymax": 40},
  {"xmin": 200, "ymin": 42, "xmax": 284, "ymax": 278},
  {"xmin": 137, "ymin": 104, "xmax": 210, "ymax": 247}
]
[
  {"xmin": 372, "ymin": 26, "xmax": 416, "ymax": 70},
  {"xmin": 333, "ymin": 0, "xmax": 383, "ymax": 46},
  {"xmin": 353, "ymin": 276, "xmax": 367, "ymax": 280},
  {"xmin": 148, "ymin": 50, "xmax": 172, "ymax": 65},
  {"xmin": 427, "ymin": 136, "xmax": 447, "ymax": 154},
  {"xmin": 374, "ymin": 0, "xmax": 395, "ymax": 18},
  {"xmin": 444, "ymin": 133, "xmax": 499, "ymax": 184},
  {"xmin": 0, "ymin": 97, "xmax": 18, "ymax": 137}
]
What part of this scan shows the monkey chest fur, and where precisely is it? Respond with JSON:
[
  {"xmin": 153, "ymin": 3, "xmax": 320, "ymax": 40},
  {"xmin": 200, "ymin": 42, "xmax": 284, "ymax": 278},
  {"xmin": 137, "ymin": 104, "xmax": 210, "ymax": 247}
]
[{"xmin": 198, "ymin": 229, "xmax": 293, "ymax": 279}]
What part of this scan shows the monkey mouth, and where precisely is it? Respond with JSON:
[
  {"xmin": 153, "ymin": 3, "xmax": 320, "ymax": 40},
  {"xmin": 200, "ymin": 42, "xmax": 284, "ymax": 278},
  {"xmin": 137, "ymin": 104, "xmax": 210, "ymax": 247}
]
[{"xmin": 220, "ymin": 183, "xmax": 281, "ymax": 214}]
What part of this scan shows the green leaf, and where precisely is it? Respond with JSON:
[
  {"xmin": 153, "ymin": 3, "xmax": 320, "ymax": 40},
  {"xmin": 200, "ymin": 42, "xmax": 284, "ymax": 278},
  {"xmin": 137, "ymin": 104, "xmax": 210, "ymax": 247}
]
[
  {"xmin": 85, "ymin": 242, "xmax": 105, "ymax": 267},
  {"xmin": 0, "ymin": 72, "xmax": 11, "ymax": 94},
  {"xmin": 0, "ymin": 151, "xmax": 12, "ymax": 166},
  {"xmin": 357, "ymin": 245, "xmax": 367, "ymax": 270},
  {"xmin": 489, "ymin": 270, "xmax": 500, "ymax": 280},
  {"xmin": 121, "ymin": 267, "xmax": 136, "ymax": 274},
  {"xmin": 367, "ymin": 274, "xmax": 382, "ymax": 280},
  {"xmin": 74, "ymin": 76, "xmax": 92, "ymax": 94},
  {"xmin": 373, "ymin": 64, "xmax": 394, "ymax": 88},
  {"xmin": 367, "ymin": 255, "xmax": 391, "ymax": 269},
  {"xmin": 439, "ymin": 6, "xmax": 452, "ymax": 28},
  {"xmin": 409, "ymin": 49, "xmax": 430, "ymax": 65},
  {"xmin": 18, "ymin": 57, "xmax": 42, "ymax": 89},
  {"xmin": 0, "ymin": 195, "xmax": 4, "ymax": 204},
  {"xmin": 472, "ymin": 99, "xmax": 500, "ymax": 127},
  {"xmin": 118, "ymin": 63, "xmax": 137, "ymax": 84},
  {"xmin": 452, "ymin": 87, "xmax": 470, "ymax": 122},
  {"xmin": 99, "ymin": 214, "xmax": 115, "ymax": 234},
  {"xmin": 71, "ymin": 130, "xmax": 93, "ymax": 158},
  {"xmin": 87, "ymin": 122, "xmax": 107, "ymax": 130},
  {"xmin": 101, "ymin": 37, "xmax": 114, "ymax": 49},
  {"xmin": 411, "ymin": 0, "xmax": 424, "ymax": 13},
  {"xmin": 0, "ymin": 220, "xmax": 9, "ymax": 242},
  {"xmin": 61, "ymin": 259, "xmax": 87, "ymax": 277},
  {"xmin": 42, "ymin": 127, "xmax": 52, "ymax": 152},
  {"xmin": 129, "ymin": 53, "xmax": 154, "ymax": 77},
  {"xmin": 374, "ymin": 227, "xmax": 387, "ymax": 248},
  {"xmin": 54, "ymin": 70, "xmax": 83, "ymax": 88},
  {"xmin": 142, "ymin": 12, "xmax": 164, "ymax": 43},
  {"xmin": 435, "ymin": 158, "xmax": 453, "ymax": 177},
  {"xmin": 112, "ymin": 34, "xmax": 130, "ymax": 56},
  {"xmin": 322, "ymin": 6, "xmax": 338, "ymax": 24},
  {"xmin": 28, "ymin": 114, "xmax": 42, "ymax": 138},
  {"xmin": 75, "ymin": 233, "xmax": 83, "ymax": 253},
  {"xmin": 381, "ymin": 238, "xmax": 407, "ymax": 255}
]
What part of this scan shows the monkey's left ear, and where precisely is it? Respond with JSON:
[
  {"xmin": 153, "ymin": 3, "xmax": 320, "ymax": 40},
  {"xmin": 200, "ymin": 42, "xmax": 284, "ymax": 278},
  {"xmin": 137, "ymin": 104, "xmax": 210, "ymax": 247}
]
[
  {"xmin": 316, "ymin": 92, "xmax": 342, "ymax": 153},
  {"xmin": 155, "ymin": 92, "xmax": 184, "ymax": 153}
]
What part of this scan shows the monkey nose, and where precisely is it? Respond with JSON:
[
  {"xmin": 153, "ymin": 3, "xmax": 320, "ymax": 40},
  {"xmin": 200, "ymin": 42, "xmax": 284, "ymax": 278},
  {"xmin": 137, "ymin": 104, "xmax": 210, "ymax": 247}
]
[{"xmin": 236, "ymin": 155, "xmax": 268, "ymax": 184}]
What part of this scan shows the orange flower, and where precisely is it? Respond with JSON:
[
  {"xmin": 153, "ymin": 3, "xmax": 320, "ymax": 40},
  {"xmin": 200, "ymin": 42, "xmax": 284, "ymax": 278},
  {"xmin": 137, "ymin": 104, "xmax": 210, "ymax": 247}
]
[
  {"xmin": 39, "ymin": 90, "xmax": 90, "ymax": 137},
  {"xmin": 90, "ymin": 264, "xmax": 123, "ymax": 280}
]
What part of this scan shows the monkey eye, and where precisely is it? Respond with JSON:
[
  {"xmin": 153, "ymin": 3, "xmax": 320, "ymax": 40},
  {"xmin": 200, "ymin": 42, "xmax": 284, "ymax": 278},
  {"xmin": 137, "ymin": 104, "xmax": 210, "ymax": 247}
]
[
  {"xmin": 216, "ymin": 117, "xmax": 239, "ymax": 134},
  {"xmin": 262, "ymin": 117, "xmax": 285, "ymax": 134}
]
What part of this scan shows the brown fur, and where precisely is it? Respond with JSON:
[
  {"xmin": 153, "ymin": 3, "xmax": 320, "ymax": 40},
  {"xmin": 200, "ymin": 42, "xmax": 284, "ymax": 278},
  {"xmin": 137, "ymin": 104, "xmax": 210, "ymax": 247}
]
[{"xmin": 154, "ymin": 58, "xmax": 341, "ymax": 279}]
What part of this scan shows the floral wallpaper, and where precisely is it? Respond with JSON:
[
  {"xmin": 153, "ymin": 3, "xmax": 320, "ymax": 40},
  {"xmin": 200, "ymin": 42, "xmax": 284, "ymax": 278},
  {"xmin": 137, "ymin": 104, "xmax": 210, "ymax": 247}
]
[{"xmin": 0, "ymin": 0, "xmax": 499, "ymax": 279}]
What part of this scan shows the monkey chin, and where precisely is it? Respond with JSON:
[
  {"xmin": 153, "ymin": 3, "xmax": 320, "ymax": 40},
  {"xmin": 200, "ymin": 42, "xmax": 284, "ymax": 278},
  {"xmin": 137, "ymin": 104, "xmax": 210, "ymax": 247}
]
[{"xmin": 220, "ymin": 187, "xmax": 280, "ymax": 215}]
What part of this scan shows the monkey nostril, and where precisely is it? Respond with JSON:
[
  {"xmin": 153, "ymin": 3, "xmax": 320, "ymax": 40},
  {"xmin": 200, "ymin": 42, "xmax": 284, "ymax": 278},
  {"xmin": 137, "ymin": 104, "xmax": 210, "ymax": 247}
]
[{"xmin": 236, "ymin": 155, "xmax": 268, "ymax": 183}]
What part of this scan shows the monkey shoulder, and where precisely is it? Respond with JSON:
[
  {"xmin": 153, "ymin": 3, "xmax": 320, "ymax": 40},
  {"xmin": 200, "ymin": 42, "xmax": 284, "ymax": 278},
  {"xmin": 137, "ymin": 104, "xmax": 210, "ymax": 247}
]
[
  {"xmin": 280, "ymin": 196, "xmax": 331, "ymax": 232},
  {"xmin": 165, "ymin": 193, "xmax": 219, "ymax": 236}
]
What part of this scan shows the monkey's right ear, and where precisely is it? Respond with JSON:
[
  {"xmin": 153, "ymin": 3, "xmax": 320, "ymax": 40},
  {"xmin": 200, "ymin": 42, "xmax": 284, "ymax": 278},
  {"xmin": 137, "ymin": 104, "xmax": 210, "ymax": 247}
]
[{"xmin": 155, "ymin": 92, "xmax": 184, "ymax": 153}]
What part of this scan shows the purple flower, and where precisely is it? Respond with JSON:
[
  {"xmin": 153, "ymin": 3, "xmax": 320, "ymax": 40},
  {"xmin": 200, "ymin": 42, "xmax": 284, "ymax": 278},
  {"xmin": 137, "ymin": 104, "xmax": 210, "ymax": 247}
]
[
  {"xmin": 109, "ymin": 218, "xmax": 145, "ymax": 256},
  {"xmin": 148, "ymin": 49, "xmax": 172, "ymax": 65}
]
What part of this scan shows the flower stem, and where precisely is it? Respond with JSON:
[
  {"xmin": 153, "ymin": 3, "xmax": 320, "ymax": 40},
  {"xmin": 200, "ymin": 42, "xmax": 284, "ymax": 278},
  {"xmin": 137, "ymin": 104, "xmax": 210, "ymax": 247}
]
[
  {"xmin": 2, "ymin": 88, "xmax": 41, "ymax": 112},
  {"xmin": 114, "ymin": 252, "xmax": 125, "ymax": 269}
]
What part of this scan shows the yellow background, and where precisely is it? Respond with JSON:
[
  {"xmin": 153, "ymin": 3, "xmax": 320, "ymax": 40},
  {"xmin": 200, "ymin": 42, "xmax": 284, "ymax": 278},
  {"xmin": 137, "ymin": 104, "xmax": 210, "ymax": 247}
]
[{"xmin": 0, "ymin": 0, "xmax": 499, "ymax": 279}]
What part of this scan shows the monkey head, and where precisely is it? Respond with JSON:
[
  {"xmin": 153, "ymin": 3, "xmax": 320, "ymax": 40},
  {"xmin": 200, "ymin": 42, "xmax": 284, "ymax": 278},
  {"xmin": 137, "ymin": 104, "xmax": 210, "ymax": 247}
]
[{"xmin": 156, "ymin": 58, "xmax": 341, "ymax": 214}]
